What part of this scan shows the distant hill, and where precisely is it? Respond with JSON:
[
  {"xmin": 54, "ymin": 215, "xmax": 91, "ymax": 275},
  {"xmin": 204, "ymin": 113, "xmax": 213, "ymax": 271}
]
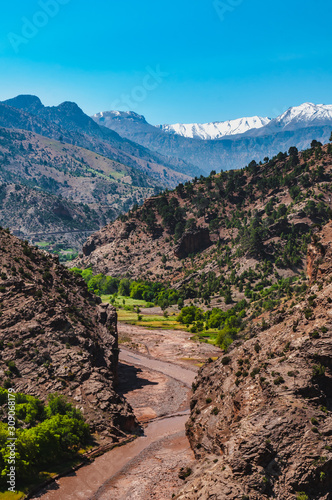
[
  {"xmin": 0, "ymin": 95, "xmax": 198, "ymax": 186},
  {"xmin": 92, "ymin": 103, "xmax": 332, "ymax": 174},
  {"xmin": 0, "ymin": 127, "xmax": 160, "ymax": 253}
]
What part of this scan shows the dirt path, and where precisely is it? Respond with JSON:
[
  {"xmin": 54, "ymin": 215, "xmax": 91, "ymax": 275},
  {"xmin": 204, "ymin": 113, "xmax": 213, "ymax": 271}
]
[{"xmin": 35, "ymin": 325, "xmax": 220, "ymax": 499}]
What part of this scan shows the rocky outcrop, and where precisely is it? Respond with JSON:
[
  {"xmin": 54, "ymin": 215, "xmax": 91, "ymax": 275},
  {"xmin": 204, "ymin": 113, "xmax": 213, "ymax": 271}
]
[
  {"xmin": 0, "ymin": 229, "xmax": 136, "ymax": 436},
  {"xmin": 307, "ymin": 225, "xmax": 331, "ymax": 283},
  {"xmin": 174, "ymin": 228, "xmax": 211, "ymax": 259},
  {"xmin": 176, "ymin": 223, "xmax": 332, "ymax": 499}
]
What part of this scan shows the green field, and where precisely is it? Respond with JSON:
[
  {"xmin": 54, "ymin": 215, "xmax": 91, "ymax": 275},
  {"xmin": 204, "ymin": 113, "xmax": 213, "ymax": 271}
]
[
  {"xmin": 100, "ymin": 295, "xmax": 151, "ymax": 308},
  {"xmin": 100, "ymin": 294, "xmax": 220, "ymax": 343},
  {"xmin": 117, "ymin": 309, "xmax": 187, "ymax": 330},
  {"xmin": 35, "ymin": 241, "xmax": 50, "ymax": 248},
  {"xmin": 0, "ymin": 492, "xmax": 25, "ymax": 500}
]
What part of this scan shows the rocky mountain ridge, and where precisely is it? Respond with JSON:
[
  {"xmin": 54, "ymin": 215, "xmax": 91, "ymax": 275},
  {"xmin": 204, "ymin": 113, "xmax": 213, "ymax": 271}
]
[
  {"xmin": 0, "ymin": 229, "xmax": 136, "ymax": 436},
  {"xmin": 75, "ymin": 142, "xmax": 332, "ymax": 311},
  {"xmin": 158, "ymin": 116, "xmax": 271, "ymax": 140},
  {"xmin": 0, "ymin": 95, "xmax": 196, "ymax": 186},
  {"xmin": 158, "ymin": 103, "xmax": 332, "ymax": 140},
  {"xmin": 175, "ymin": 221, "xmax": 332, "ymax": 500}
]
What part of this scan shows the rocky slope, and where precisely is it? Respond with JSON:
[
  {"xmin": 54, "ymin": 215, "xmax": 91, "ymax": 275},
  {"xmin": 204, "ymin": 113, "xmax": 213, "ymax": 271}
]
[
  {"xmin": 92, "ymin": 104, "xmax": 332, "ymax": 174},
  {"xmin": 0, "ymin": 95, "xmax": 196, "ymax": 185},
  {"xmin": 0, "ymin": 229, "xmax": 136, "ymax": 436},
  {"xmin": 75, "ymin": 142, "xmax": 332, "ymax": 312},
  {"xmin": 0, "ymin": 126, "xmax": 160, "ymax": 250},
  {"xmin": 0, "ymin": 183, "xmax": 100, "ymax": 252},
  {"xmin": 175, "ymin": 222, "xmax": 332, "ymax": 500}
]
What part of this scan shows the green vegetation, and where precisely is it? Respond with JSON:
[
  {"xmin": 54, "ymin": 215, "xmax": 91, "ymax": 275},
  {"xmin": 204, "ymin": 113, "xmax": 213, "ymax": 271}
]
[
  {"xmin": 296, "ymin": 493, "xmax": 309, "ymax": 500},
  {"xmin": 71, "ymin": 141, "xmax": 332, "ymax": 351},
  {"xmin": 177, "ymin": 302, "xmax": 247, "ymax": 349},
  {"xmin": 71, "ymin": 268, "xmax": 180, "ymax": 310},
  {"xmin": 0, "ymin": 389, "xmax": 90, "ymax": 492},
  {"xmin": 118, "ymin": 143, "xmax": 332, "ymax": 315}
]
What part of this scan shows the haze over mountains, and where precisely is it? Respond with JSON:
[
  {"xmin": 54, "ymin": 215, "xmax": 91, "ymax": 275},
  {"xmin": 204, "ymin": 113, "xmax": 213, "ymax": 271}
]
[{"xmin": 93, "ymin": 102, "xmax": 332, "ymax": 173}]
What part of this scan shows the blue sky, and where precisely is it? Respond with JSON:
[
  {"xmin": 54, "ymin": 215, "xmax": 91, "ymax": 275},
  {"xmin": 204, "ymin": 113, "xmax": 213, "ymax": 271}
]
[{"xmin": 0, "ymin": 0, "xmax": 331, "ymax": 124}]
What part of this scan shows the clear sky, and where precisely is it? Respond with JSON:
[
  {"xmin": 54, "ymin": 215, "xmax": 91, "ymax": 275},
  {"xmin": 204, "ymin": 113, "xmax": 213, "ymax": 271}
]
[{"xmin": 0, "ymin": 0, "xmax": 331, "ymax": 124}]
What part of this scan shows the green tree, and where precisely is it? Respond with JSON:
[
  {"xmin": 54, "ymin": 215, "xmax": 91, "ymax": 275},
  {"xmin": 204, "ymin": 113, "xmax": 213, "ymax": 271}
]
[{"xmin": 119, "ymin": 278, "xmax": 131, "ymax": 296}]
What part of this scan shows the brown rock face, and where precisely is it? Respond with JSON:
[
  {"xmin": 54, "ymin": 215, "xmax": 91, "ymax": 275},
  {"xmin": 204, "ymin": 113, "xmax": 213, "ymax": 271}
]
[
  {"xmin": 174, "ymin": 228, "xmax": 212, "ymax": 259},
  {"xmin": 176, "ymin": 223, "xmax": 332, "ymax": 500},
  {"xmin": 307, "ymin": 224, "xmax": 332, "ymax": 283},
  {"xmin": 0, "ymin": 229, "xmax": 136, "ymax": 436}
]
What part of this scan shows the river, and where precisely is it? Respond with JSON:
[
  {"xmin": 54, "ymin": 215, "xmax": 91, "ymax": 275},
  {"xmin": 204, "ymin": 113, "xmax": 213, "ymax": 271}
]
[{"xmin": 35, "ymin": 345, "xmax": 200, "ymax": 499}]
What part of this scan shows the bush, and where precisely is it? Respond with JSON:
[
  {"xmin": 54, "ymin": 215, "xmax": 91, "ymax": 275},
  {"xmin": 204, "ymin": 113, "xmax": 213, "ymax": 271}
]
[
  {"xmin": 178, "ymin": 467, "xmax": 192, "ymax": 480},
  {"xmin": 250, "ymin": 367, "xmax": 260, "ymax": 378},
  {"xmin": 312, "ymin": 364, "xmax": 326, "ymax": 377},
  {"xmin": 216, "ymin": 325, "xmax": 237, "ymax": 350},
  {"xmin": 273, "ymin": 376, "xmax": 285, "ymax": 385},
  {"xmin": 296, "ymin": 493, "xmax": 309, "ymax": 500}
]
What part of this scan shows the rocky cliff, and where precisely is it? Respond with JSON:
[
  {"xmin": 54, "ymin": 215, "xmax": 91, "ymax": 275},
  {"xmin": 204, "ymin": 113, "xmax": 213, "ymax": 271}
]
[
  {"xmin": 0, "ymin": 229, "xmax": 136, "ymax": 436},
  {"xmin": 176, "ymin": 223, "xmax": 332, "ymax": 499}
]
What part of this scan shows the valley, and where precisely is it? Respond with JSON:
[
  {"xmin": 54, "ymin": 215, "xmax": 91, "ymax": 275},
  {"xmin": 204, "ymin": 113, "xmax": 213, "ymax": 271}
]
[
  {"xmin": 1, "ymin": 0, "xmax": 331, "ymax": 497},
  {"xmin": 0, "ymin": 108, "xmax": 331, "ymax": 499},
  {"xmin": 34, "ymin": 322, "xmax": 220, "ymax": 500},
  {"xmin": 0, "ymin": 126, "xmax": 161, "ymax": 252}
]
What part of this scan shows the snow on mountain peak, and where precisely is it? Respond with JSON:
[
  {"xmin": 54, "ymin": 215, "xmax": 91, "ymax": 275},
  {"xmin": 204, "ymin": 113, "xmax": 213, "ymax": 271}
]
[
  {"xmin": 93, "ymin": 110, "xmax": 147, "ymax": 124},
  {"xmin": 275, "ymin": 103, "xmax": 332, "ymax": 128},
  {"xmin": 158, "ymin": 116, "xmax": 271, "ymax": 140}
]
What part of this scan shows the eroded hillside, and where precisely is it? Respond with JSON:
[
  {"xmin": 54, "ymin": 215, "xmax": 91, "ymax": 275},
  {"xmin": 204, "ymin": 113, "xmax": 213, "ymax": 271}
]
[
  {"xmin": 175, "ymin": 222, "xmax": 332, "ymax": 500},
  {"xmin": 77, "ymin": 142, "xmax": 332, "ymax": 314},
  {"xmin": 0, "ymin": 127, "xmax": 160, "ymax": 250},
  {"xmin": 0, "ymin": 229, "xmax": 135, "ymax": 435}
]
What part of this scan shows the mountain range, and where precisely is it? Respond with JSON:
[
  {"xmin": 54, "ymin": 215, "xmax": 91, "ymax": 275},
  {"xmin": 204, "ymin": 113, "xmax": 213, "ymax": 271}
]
[
  {"xmin": 0, "ymin": 95, "xmax": 196, "ymax": 252},
  {"xmin": 93, "ymin": 103, "xmax": 332, "ymax": 173},
  {"xmin": 1, "ymin": 95, "xmax": 332, "ymax": 254},
  {"xmin": 158, "ymin": 116, "xmax": 270, "ymax": 139},
  {"xmin": 0, "ymin": 95, "xmax": 197, "ymax": 185}
]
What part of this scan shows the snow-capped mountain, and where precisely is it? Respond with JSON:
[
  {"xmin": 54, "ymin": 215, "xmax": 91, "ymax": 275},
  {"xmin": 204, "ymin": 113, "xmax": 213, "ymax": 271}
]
[
  {"xmin": 158, "ymin": 116, "xmax": 271, "ymax": 140},
  {"xmin": 93, "ymin": 110, "xmax": 148, "ymax": 126},
  {"xmin": 92, "ymin": 102, "xmax": 332, "ymax": 174},
  {"xmin": 269, "ymin": 103, "xmax": 332, "ymax": 131}
]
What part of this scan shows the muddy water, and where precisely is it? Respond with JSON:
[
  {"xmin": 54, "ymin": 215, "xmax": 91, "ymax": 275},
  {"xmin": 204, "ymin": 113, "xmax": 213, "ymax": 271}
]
[
  {"xmin": 37, "ymin": 414, "xmax": 189, "ymax": 500},
  {"xmin": 120, "ymin": 348, "xmax": 196, "ymax": 387},
  {"xmin": 36, "ymin": 348, "xmax": 196, "ymax": 500}
]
